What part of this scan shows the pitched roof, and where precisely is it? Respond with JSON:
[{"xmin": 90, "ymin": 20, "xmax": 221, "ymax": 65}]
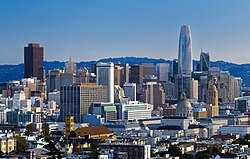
[{"xmin": 76, "ymin": 126, "xmax": 113, "ymax": 136}]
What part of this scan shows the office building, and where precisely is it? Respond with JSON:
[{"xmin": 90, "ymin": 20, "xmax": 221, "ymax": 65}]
[
  {"xmin": 191, "ymin": 78, "xmax": 198, "ymax": 99},
  {"xmin": 140, "ymin": 82, "xmax": 165, "ymax": 110},
  {"xmin": 60, "ymin": 84, "xmax": 108, "ymax": 123},
  {"xmin": 90, "ymin": 102, "xmax": 117, "ymax": 122},
  {"xmin": 162, "ymin": 82, "xmax": 175, "ymax": 99},
  {"xmin": 76, "ymin": 67, "xmax": 89, "ymax": 84},
  {"xmin": 65, "ymin": 57, "xmax": 76, "ymax": 74},
  {"xmin": 142, "ymin": 63, "xmax": 155, "ymax": 78},
  {"xmin": 130, "ymin": 65, "xmax": 143, "ymax": 84},
  {"xmin": 96, "ymin": 62, "xmax": 115, "ymax": 103},
  {"xmin": 116, "ymin": 101, "xmax": 151, "ymax": 121},
  {"xmin": 24, "ymin": 43, "xmax": 44, "ymax": 81},
  {"xmin": 123, "ymin": 83, "xmax": 136, "ymax": 101},
  {"xmin": 46, "ymin": 69, "xmax": 75, "ymax": 93},
  {"xmin": 235, "ymin": 96, "xmax": 250, "ymax": 113},
  {"xmin": 172, "ymin": 59, "xmax": 178, "ymax": 79},
  {"xmin": 156, "ymin": 63, "xmax": 170, "ymax": 82},
  {"xmin": 206, "ymin": 77, "xmax": 219, "ymax": 117},
  {"xmin": 176, "ymin": 25, "xmax": 192, "ymax": 99},
  {"xmin": 200, "ymin": 52, "xmax": 210, "ymax": 72}
]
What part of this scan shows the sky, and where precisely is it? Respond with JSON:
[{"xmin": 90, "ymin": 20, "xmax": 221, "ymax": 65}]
[{"xmin": 1, "ymin": 0, "xmax": 250, "ymax": 64}]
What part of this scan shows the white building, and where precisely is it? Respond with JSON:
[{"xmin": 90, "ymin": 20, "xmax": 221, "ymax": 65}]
[
  {"xmin": 218, "ymin": 125, "xmax": 250, "ymax": 137},
  {"xmin": 97, "ymin": 62, "xmax": 115, "ymax": 103},
  {"xmin": 65, "ymin": 58, "xmax": 76, "ymax": 74},
  {"xmin": 156, "ymin": 63, "xmax": 170, "ymax": 82},
  {"xmin": 123, "ymin": 83, "xmax": 136, "ymax": 101},
  {"xmin": 116, "ymin": 101, "xmax": 151, "ymax": 121}
]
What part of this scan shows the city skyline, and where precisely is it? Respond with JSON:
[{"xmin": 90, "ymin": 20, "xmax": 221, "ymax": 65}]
[{"xmin": 1, "ymin": 0, "xmax": 250, "ymax": 64}]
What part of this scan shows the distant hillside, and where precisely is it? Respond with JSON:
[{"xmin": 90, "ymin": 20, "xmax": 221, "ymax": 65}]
[{"xmin": 1, "ymin": 57, "xmax": 250, "ymax": 86}]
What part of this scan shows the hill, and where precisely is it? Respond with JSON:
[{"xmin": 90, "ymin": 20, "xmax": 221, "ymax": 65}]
[{"xmin": 0, "ymin": 57, "xmax": 250, "ymax": 86}]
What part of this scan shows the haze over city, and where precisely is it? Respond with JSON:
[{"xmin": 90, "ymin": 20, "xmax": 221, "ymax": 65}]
[{"xmin": 1, "ymin": 0, "xmax": 250, "ymax": 64}]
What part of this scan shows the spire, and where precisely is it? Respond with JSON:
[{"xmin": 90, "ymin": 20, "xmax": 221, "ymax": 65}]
[{"xmin": 69, "ymin": 54, "xmax": 72, "ymax": 62}]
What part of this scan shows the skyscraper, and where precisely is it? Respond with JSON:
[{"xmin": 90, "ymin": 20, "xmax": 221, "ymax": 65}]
[
  {"xmin": 60, "ymin": 84, "xmax": 108, "ymax": 123},
  {"xmin": 177, "ymin": 25, "xmax": 192, "ymax": 99},
  {"xmin": 130, "ymin": 65, "xmax": 143, "ymax": 84},
  {"xmin": 65, "ymin": 56, "xmax": 76, "ymax": 74},
  {"xmin": 96, "ymin": 62, "xmax": 115, "ymax": 103},
  {"xmin": 24, "ymin": 43, "xmax": 44, "ymax": 81},
  {"xmin": 123, "ymin": 83, "xmax": 137, "ymax": 101},
  {"xmin": 156, "ymin": 63, "xmax": 170, "ymax": 82},
  {"xmin": 178, "ymin": 25, "xmax": 192, "ymax": 76},
  {"xmin": 200, "ymin": 52, "xmax": 210, "ymax": 72}
]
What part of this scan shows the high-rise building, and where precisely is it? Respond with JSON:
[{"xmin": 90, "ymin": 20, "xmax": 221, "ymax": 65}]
[
  {"xmin": 123, "ymin": 63, "xmax": 130, "ymax": 84},
  {"xmin": 123, "ymin": 83, "xmax": 137, "ymax": 101},
  {"xmin": 96, "ymin": 62, "xmax": 115, "ymax": 103},
  {"xmin": 178, "ymin": 25, "xmax": 192, "ymax": 76},
  {"xmin": 177, "ymin": 25, "xmax": 192, "ymax": 99},
  {"xmin": 65, "ymin": 56, "xmax": 76, "ymax": 74},
  {"xmin": 114, "ymin": 65, "xmax": 124, "ymax": 87},
  {"xmin": 156, "ymin": 63, "xmax": 170, "ymax": 82},
  {"xmin": 142, "ymin": 63, "xmax": 155, "ymax": 78},
  {"xmin": 191, "ymin": 78, "xmax": 198, "ymax": 99},
  {"xmin": 130, "ymin": 65, "xmax": 143, "ymax": 84},
  {"xmin": 24, "ymin": 43, "xmax": 44, "ymax": 81},
  {"xmin": 172, "ymin": 59, "xmax": 178, "ymax": 79},
  {"xmin": 60, "ymin": 84, "xmax": 108, "ymax": 123},
  {"xmin": 46, "ymin": 69, "xmax": 75, "ymax": 93},
  {"xmin": 200, "ymin": 52, "xmax": 210, "ymax": 72},
  {"xmin": 76, "ymin": 67, "xmax": 89, "ymax": 84},
  {"xmin": 140, "ymin": 82, "xmax": 165, "ymax": 110},
  {"xmin": 206, "ymin": 77, "xmax": 219, "ymax": 117}
]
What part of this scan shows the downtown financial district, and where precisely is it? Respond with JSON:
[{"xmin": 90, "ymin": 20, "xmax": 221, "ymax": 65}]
[{"xmin": 0, "ymin": 25, "xmax": 247, "ymax": 159}]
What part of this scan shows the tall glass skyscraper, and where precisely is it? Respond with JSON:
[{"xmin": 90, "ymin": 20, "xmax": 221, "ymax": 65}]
[
  {"xmin": 176, "ymin": 25, "xmax": 192, "ymax": 99},
  {"xmin": 178, "ymin": 25, "xmax": 192, "ymax": 76}
]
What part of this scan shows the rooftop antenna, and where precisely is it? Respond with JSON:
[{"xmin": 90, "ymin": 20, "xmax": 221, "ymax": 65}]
[{"xmin": 69, "ymin": 53, "xmax": 72, "ymax": 62}]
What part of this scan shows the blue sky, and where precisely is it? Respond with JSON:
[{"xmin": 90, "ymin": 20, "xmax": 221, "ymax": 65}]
[{"xmin": 1, "ymin": 0, "xmax": 250, "ymax": 64}]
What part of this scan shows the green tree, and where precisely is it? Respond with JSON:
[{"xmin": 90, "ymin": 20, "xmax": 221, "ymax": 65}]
[
  {"xmin": 183, "ymin": 153, "xmax": 194, "ymax": 159},
  {"xmin": 15, "ymin": 136, "xmax": 29, "ymax": 152},
  {"xmin": 196, "ymin": 151, "xmax": 211, "ymax": 159},
  {"xmin": 68, "ymin": 131, "xmax": 76, "ymax": 138},
  {"xmin": 25, "ymin": 123, "xmax": 36, "ymax": 136},
  {"xmin": 168, "ymin": 145, "xmax": 183, "ymax": 158},
  {"xmin": 244, "ymin": 133, "xmax": 250, "ymax": 141},
  {"xmin": 232, "ymin": 138, "xmax": 248, "ymax": 145}
]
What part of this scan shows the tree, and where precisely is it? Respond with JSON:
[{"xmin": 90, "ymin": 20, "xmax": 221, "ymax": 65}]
[
  {"xmin": 244, "ymin": 133, "xmax": 250, "ymax": 141},
  {"xmin": 15, "ymin": 136, "xmax": 29, "ymax": 152},
  {"xmin": 168, "ymin": 145, "xmax": 183, "ymax": 158},
  {"xmin": 183, "ymin": 153, "xmax": 194, "ymax": 159},
  {"xmin": 25, "ymin": 123, "xmax": 36, "ymax": 136},
  {"xmin": 68, "ymin": 131, "xmax": 76, "ymax": 138},
  {"xmin": 232, "ymin": 138, "xmax": 248, "ymax": 145},
  {"xmin": 196, "ymin": 151, "xmax": 211, "ymax": 159}
]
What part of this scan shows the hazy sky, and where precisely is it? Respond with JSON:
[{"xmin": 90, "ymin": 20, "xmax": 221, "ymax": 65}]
[{"xmin": 1, "ymin": 0, "xmax": 250, "ymax": 64}]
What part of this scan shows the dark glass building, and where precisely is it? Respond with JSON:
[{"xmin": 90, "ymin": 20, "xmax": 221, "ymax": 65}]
[{"xmin": 24, "ymin": 43, "xmax": 44, "ymax": 81}]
